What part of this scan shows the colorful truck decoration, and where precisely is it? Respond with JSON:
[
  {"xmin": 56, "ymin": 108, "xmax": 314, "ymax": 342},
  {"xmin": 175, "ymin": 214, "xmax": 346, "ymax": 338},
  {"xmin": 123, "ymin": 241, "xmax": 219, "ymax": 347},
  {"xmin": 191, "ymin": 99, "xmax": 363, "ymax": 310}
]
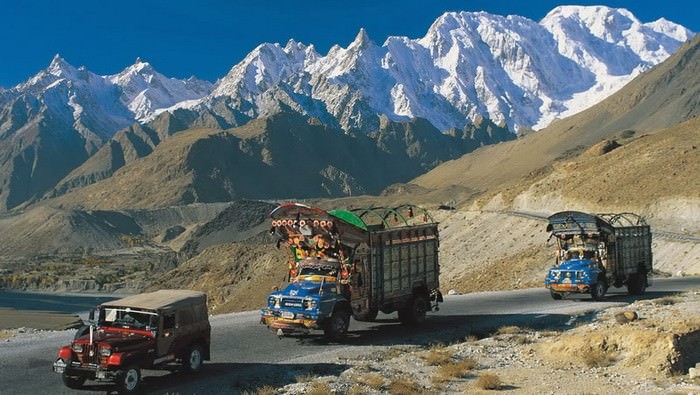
[
  {"xmin": 544, "ymin": 211, "xmax": 652, "ymax": 300},
  {"xmin": 260, "ymin": 203, "xmax": 442, "ymax": 339}
]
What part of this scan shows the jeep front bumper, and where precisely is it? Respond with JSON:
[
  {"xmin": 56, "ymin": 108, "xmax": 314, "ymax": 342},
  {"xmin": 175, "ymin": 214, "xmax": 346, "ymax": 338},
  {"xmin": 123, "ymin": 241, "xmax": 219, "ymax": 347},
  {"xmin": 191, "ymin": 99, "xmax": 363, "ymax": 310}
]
[{"xmin": 53, "ymin": 359, "xmax": 119, "ymax": 381}]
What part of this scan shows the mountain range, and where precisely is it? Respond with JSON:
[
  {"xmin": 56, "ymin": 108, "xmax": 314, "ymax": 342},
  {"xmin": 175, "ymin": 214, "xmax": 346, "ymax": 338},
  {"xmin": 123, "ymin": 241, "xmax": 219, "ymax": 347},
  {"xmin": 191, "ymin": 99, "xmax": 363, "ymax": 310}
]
[{"xmin": 0, "ymin": 5, "xmax": 695, "ymax": 211}]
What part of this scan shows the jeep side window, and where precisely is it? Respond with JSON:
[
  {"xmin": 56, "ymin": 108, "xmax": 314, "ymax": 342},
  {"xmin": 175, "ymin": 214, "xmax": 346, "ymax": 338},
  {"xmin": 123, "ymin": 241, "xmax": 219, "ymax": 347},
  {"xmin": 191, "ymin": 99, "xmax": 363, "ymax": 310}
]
[
  {"xmin": 163, "ymin": 314, "xmax": 175, "ymax": 330},
  {"xmin": 179, "ymin": 307, "xmax": 195, "ymax": 326}
]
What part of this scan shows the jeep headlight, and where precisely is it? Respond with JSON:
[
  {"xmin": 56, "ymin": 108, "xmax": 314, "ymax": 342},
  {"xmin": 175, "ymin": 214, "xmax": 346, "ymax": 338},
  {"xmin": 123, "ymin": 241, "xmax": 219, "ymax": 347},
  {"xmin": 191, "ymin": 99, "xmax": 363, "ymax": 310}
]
[
  {"xmin": 100, "ymin": 347, "xmax": 112, "ymax": 357},
  {"xmin": 71, "ymin": 344, "xmax": 83, "ymax": 353}
]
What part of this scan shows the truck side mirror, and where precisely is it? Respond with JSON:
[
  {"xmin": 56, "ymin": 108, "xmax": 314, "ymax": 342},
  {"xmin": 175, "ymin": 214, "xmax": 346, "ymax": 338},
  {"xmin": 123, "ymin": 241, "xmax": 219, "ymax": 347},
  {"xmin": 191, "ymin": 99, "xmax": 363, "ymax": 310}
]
[{"xmin": 89, "ymin": 309, "xmax": 95, "ymax": 321}]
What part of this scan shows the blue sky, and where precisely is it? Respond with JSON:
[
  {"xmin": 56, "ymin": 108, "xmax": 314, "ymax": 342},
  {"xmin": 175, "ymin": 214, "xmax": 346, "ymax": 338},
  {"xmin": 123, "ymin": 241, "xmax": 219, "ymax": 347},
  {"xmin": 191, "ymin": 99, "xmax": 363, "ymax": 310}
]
[{"xmin": 1, "ymin": 0, "xmax": 698, "ymax": 88}]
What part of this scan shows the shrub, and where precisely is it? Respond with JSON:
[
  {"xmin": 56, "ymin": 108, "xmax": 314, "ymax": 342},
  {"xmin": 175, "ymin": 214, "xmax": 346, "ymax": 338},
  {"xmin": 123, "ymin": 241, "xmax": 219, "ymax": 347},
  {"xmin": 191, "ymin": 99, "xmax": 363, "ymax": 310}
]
[
  {"xmin": 423, "ymin": 344, "xmax": 454, "ymax": 366},
  {"xmin": 433, "ymin": 358, "xmax": 478, "ymax": 383},
  {"xmin": 582, "ymin": 349, "xmax": 617, "ymax": 368},
  {"xmin": 475, "ymin": 373, "xmax": 501, "ymax": 390},
  {"xmin": 389, "ymin": 378, "xmax": 428, "ymax": 395},
  {"xmin": 295, "ymin": 373, "xmax": 316, "ymax": 383},
  {"xmin": 358, "ymin": 372, "xmax": 385, "ymax": 390},
  {"xmin": 496, "ymin": 325, "xmax": 524, "ymax": 335},
  {"xmin": 307, "ymin": 381, "xmax": 333, "ymax": 395},
  {"xmin": 255, "ymin": 386, "xmax": 277, "ymax": 395}
]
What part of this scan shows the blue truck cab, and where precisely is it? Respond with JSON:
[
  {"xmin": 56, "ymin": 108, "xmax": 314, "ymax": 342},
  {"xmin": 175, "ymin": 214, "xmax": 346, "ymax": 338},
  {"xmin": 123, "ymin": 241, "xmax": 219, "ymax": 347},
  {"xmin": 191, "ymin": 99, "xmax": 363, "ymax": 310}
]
[
  {"xmin": 544, "ymin": 211, "xmax": 652, "ymax": 300},
  {"xmin": 263, "ymin": 257, "xmax": 351, "ymax": 338}
]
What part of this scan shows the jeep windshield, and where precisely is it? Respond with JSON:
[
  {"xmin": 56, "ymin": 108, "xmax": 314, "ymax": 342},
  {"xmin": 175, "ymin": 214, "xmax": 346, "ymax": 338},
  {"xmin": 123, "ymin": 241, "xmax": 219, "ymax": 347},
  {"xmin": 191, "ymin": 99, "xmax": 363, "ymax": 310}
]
[{"xmin": 99, "ymin": 307, "xmax": 158, "ymax": 330}]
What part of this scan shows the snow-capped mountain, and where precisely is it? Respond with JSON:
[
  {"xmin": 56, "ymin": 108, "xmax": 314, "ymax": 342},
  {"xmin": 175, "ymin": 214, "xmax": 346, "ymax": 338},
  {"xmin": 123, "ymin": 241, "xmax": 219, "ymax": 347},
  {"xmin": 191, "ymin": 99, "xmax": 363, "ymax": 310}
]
[
  {"xmin": 174, "ymin": 5, "xmax": 693, "ymax": 132},
  {"xmin": 0, "ymin": 55, "xmax": 213, "ymax": 211},
  {"xmin": 109, "ymin": 58, "xmax": 213, "ymax": 121},
  {"xmin": 1, "ymin": 55, "xmax": 212, "ymax": 143}
]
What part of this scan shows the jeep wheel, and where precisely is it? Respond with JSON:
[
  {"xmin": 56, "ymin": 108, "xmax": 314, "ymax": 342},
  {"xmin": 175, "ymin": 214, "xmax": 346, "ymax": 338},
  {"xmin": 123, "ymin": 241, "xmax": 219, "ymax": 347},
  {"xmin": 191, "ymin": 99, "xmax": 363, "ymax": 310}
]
[
  {"xmin": 398, "ymin": 295, "xmax": 428, "ymax": 325},
  {"xmin": 117, "ymin": 365, "xmax": 141, "ymax": 394},
  {"xmin": 183, "ymin": 344, "xmax": 204, "ymax": 373},
  {"xmin": 324, "ymin": 309, "xmax": 350, "ymax": 340},
  {"xmin": 550, "ymin": 290, "xmax": 563, "ymax": 300},
  {"xmin": 62, "ymin": 374, "xmax": 86, "ymax": 389},
  {"xmin": 591, "ymin": 280, "xmax": 606, "ymax": 301}
]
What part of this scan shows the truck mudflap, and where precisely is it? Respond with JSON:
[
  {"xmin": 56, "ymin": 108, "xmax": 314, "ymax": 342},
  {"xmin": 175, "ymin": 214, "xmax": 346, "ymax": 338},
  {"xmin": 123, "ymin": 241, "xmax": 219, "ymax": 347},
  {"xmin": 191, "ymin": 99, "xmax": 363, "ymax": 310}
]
[{"xmin": 431, "ymin": 289, "xmax": 443, "ymax": 310}]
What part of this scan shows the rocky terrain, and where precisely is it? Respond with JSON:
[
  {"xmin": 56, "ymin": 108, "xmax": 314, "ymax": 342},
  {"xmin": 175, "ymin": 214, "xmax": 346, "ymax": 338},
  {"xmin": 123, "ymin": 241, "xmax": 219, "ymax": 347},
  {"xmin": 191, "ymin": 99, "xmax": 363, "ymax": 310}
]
[{"xmin": 252, "ymin": 290, "xmax": 700, "ymax": 395}]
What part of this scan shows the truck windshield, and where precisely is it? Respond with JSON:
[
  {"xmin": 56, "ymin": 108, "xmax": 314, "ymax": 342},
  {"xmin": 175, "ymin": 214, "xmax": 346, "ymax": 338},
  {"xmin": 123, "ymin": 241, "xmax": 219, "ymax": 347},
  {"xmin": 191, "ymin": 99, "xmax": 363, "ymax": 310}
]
[
  {"xmin": 100, "ymin": 308, "xmax": 158, "ymax": 330},
  {"xmin": 298, "ymin": 265, "xmax": 337, "ymax": 277}
]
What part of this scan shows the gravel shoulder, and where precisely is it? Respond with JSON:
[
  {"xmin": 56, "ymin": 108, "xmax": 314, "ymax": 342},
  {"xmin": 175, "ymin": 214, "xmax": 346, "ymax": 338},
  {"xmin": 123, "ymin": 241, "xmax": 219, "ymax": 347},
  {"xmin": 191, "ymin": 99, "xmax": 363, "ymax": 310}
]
[{"xmin": 270, "ymin": 290, "xmax": 700, "ymax": 395}]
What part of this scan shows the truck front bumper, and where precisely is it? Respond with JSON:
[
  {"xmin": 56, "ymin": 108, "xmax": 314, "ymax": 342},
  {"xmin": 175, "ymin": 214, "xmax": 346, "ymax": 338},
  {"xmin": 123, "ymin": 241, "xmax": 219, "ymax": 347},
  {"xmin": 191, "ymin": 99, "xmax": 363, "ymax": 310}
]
[
  {"xmin": 546, "ymin": 283, "xmax": 590, "ymax": 293},
  {"xmin": 260, "ymin": 310, "xmax": 321, "ymax": 333}
]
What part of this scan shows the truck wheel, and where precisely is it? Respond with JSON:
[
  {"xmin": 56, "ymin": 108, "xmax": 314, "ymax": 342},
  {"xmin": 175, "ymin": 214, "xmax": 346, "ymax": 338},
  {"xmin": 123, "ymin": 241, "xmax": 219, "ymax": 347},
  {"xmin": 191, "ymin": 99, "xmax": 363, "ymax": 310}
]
[
  {"xmin": 183, "ymin": 344, "xmax": 204, "ymax": 373},
  {"xmin": 62, "ymin": 374, "xmax": 86, "ymax": 389},
  {"xmin": 116, "ymin": 365, "xmax": 141, "ymax": 394},
  {"xmin": 353, "ymin": 308, "xmax": 378, "ymax": 322},
  {"xmin": 626, "ymin": 272, "xmax": 647, "ymax": 295},
  {"xmin": 591, "ymin": 280, "xmax": 606, "ymax": 301},
  {"xmin": 550, "ymin": 290, "xmax": 563, "ymax": 300},
  {"xmin": 399, "ymin": 295, "xmax": 428, "ymax": 325},
  {"xmin": 324, "ymin": 309, "xmax": 350, "ymax": 340}
]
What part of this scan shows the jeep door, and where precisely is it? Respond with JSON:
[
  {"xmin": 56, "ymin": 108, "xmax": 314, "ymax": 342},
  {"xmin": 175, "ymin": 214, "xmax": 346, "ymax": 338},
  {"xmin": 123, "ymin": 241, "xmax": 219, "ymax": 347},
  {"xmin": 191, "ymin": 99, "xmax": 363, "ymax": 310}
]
[{"xmin": 157, "ymin": 312, "xmax": 176, "ymax": 357}]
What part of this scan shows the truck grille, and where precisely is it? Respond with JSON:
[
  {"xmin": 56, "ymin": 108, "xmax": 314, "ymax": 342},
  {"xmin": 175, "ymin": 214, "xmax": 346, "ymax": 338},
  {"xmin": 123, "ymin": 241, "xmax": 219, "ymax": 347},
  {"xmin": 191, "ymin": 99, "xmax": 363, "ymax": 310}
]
[{"xmin": 281, "ymin": 297, "xmax": 304, "ymax": 309}]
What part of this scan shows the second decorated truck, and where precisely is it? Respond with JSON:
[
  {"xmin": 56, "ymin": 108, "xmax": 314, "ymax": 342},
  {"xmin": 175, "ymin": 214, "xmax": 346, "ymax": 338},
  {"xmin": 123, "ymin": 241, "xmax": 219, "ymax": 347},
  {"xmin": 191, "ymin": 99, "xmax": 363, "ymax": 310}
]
[
  {"xmin": 544, "ymin": 211, "xmax": 652, "ymax": 300},
  {"xmin": 260, "ymin": 203, "xmax": 443, "ymax": 339}
]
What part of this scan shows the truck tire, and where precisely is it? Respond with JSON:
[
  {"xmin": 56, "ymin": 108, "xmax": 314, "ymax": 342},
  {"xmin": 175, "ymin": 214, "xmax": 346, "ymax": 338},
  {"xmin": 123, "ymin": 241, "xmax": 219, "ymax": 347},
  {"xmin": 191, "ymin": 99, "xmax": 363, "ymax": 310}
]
[
  {"xmin": 353, "ymin": 308, "xmax": 378, "ymax": 322},
  {"xmin": 591, "ymin": 279, "xmax": 606, "ymax": 301},
  {"xmin": 183, "ymin": 344, "xmax": 204, "ymax": 373},
  {"xmin": 62, "ymin": 374, "xmax": 86, "ymax": 389},
  {"xmin": 550, "ymin": 290, "xmax": 563, "ymax": 300},
  {"xmin": 399, "ymin": 295, "xmax": 428, "ymax": 325},
  {"xmin": 324, "ymin": 309, "xmax": 350, "ymax": 340},
  {"xmin": 116, "ymin": 365, "xmax": 141, "ymax": 394},
  {"xmin": 626, "ymin": 271, "xmax": 647, "ymax": 295}
]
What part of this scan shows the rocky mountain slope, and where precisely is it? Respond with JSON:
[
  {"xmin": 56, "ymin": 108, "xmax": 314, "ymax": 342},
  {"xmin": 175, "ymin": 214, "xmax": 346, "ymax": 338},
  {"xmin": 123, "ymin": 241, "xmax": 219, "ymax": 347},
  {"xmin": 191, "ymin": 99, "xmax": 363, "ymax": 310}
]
[
  {"xmin": 43, "ymin": 112, "xmax": 511, "ymax": 209},
  {"xmin": 413, "ymin": 34, "xmax": 700, "ymax": 199}
]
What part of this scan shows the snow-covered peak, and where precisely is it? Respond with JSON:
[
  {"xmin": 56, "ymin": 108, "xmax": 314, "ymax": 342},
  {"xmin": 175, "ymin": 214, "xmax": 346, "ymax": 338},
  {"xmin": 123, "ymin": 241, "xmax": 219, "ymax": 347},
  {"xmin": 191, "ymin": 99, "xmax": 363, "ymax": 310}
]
[
  {"xmin": 349, "ymin": 28, "xmax": 374, "ymax": 50},
  {"xmin": 47, "ymin": 53, "xmax": 78, "ymax": 78},
  {"xmin": 109, "ymin": 59, "xmax": 212, "ymax": 121},
  {"xmin": 648, "ymin": 18, "xmax": 694, "ymax": 42},
  {"xmin": 154, "ymin": 5, "xmax": 694, "ymax": 133}
]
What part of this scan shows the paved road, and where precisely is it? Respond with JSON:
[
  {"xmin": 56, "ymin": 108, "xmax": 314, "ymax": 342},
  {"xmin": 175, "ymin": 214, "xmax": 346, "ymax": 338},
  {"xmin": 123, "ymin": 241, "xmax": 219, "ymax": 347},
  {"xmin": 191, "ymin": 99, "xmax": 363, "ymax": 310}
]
[{"xmin": 1, "ymin": 276, "xmax": 698, "ymax": 395}]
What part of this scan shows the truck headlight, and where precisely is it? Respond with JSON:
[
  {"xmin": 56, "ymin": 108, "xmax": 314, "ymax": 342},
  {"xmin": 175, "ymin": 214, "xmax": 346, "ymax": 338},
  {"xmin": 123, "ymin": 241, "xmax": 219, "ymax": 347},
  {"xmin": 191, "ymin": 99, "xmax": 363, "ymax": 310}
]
[
  {"xmin": 303, "ymin": 299, "xmax": 317, "ymax": 310},
  {"xmin": 100, "ymin": 347, "xmax": 112, "ymax": 356},
  {"xmin": 269, "ymin": 295, "xmax": 281, "ymax": 308},
  {"xmin": 71, "ymin": 344, "xmax": 83, "ymax": 353}
]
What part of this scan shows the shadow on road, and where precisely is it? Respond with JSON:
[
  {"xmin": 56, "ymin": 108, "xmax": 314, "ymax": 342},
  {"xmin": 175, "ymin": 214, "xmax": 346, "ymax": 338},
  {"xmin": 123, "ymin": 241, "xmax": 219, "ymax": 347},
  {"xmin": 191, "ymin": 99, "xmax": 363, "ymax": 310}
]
[{"xmin": 74, "ymin": 362, "xmax": 350, "ymax": 394}]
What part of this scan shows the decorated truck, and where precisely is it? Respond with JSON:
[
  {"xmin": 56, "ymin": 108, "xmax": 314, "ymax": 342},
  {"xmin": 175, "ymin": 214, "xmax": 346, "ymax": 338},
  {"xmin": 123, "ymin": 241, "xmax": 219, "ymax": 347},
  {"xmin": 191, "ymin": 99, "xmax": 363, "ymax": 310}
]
[
  {"xmin": 544, "ymin": 211, "xmax": 652, "ymax": 300},
  {"xmin": 52, "ymin": 290, "xmax": 210, "ymax": 394},
  {"xmin": 260, "ymin": 203, "xmax": 443, "ymax": 338}
]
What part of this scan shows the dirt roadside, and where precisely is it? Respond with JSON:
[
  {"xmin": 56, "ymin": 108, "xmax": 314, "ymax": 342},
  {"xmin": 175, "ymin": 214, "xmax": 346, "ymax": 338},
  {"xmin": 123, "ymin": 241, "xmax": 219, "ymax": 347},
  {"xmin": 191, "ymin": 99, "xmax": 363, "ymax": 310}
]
[{"xmin": 266, "ymin": 290, "xmax": 700, "ymax": 395}]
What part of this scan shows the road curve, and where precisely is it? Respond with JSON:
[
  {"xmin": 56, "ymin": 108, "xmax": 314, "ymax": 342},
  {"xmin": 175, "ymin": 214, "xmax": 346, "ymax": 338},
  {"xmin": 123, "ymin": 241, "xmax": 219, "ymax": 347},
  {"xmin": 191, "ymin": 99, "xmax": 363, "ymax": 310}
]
[{"xmin": 1, "ymin": 276, "xmax": 698, "ymax": 395}]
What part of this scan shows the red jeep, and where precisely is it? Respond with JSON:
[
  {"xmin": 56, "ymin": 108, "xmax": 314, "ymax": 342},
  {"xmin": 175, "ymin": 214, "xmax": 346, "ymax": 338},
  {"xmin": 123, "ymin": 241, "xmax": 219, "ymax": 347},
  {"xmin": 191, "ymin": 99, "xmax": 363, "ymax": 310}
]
[{"xmin": 52, "ymin": 290, "xmax": 211, "ymax": 394}]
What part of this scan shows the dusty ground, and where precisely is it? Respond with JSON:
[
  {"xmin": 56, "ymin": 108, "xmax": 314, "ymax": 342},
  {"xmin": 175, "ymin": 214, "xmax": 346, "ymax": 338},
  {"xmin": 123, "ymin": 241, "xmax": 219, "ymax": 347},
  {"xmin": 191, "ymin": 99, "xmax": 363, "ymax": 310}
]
[{"xmin": 262, "ymin": 290, "xmax": 700, "ymax": 395}]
